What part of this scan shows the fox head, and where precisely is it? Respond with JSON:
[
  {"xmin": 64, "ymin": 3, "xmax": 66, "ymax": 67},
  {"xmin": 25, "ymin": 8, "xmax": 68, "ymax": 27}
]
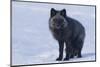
[{"xmin": 49, "ymin": 8, "xmax": 68, "ymax": 29}]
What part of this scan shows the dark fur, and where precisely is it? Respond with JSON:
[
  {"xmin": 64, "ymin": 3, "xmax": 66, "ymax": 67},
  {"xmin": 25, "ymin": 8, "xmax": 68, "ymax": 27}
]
[{"xmin": 49, "ymin": 8, "xmax": 85, "ymax": 61}]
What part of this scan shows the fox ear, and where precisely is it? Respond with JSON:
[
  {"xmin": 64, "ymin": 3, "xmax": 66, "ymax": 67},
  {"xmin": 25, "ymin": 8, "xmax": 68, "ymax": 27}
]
[
  {"xmin": 50, "ymin": 8, "xmax": 57, "ymax": 17},
  {"xmin": 60, "ymin": 9, "xmax": 66, "ymax": 17}
]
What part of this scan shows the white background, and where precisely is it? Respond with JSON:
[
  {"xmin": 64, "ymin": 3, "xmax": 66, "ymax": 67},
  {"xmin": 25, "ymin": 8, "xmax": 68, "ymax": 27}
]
[{"xmin": 0, "ymin": 0, "xmax": 100, "ymax": 67}]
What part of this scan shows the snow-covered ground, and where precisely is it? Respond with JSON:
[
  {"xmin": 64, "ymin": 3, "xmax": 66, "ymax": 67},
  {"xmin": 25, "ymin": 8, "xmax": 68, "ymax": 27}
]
[{"xmin": 12, "ymin": 1, "xmax": 96, "ymax": 65}]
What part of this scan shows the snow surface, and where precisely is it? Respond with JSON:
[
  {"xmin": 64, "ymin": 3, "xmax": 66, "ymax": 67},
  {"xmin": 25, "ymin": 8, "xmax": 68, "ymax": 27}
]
[{"xmin": 12, "ymin": 1, "xmax": 96, "ymax": 65}]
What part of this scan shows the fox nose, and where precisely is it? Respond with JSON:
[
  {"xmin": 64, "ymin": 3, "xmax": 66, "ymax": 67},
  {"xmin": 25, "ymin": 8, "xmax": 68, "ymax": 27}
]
[{"xmin": 57, "ymin": 24, "xmax": 60, "ymax": 27}]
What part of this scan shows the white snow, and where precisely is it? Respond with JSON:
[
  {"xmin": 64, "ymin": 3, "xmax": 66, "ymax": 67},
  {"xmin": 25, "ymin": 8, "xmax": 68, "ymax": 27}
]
[{"xmin": 12, "ymin": 1, "xmax": 96, "ymax": 65}]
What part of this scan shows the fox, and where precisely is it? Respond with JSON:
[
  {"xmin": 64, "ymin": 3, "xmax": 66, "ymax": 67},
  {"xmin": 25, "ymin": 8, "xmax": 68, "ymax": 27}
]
[{"xmin": 49, "ymin": 8, "xmax": 85, "ymax": 61}]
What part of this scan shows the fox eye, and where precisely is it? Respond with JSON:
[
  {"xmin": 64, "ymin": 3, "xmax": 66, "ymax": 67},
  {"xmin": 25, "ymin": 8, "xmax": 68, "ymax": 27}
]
[
  {"xmin": 53, "ymin": 18, "xmax": 57, "ymax": 22},
  {"xmin": 61, "ymin": 19, "xmax": 64, "ymax": 22},
  {"xmin": 53, "ymin": 18, "xmax": 64, "ymax": 23}
]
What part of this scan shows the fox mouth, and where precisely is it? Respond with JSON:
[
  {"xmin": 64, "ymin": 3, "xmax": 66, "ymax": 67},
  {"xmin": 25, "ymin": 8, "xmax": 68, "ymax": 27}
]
[{"xmin": 55, "ymin": 25, "xmax": 61, "ymax": 29}]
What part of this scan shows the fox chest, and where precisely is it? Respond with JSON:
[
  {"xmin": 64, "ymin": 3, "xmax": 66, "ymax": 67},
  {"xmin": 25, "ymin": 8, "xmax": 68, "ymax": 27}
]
[{"xmin": 52, "ymin": 29, "xmax": 72, "ymax": 41}]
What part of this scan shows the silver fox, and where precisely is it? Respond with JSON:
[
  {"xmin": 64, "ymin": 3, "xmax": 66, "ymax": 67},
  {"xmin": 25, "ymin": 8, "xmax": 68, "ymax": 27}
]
[{"xmin": 49, "ymin": 8, "xmax": 85, "ymax": 61}]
